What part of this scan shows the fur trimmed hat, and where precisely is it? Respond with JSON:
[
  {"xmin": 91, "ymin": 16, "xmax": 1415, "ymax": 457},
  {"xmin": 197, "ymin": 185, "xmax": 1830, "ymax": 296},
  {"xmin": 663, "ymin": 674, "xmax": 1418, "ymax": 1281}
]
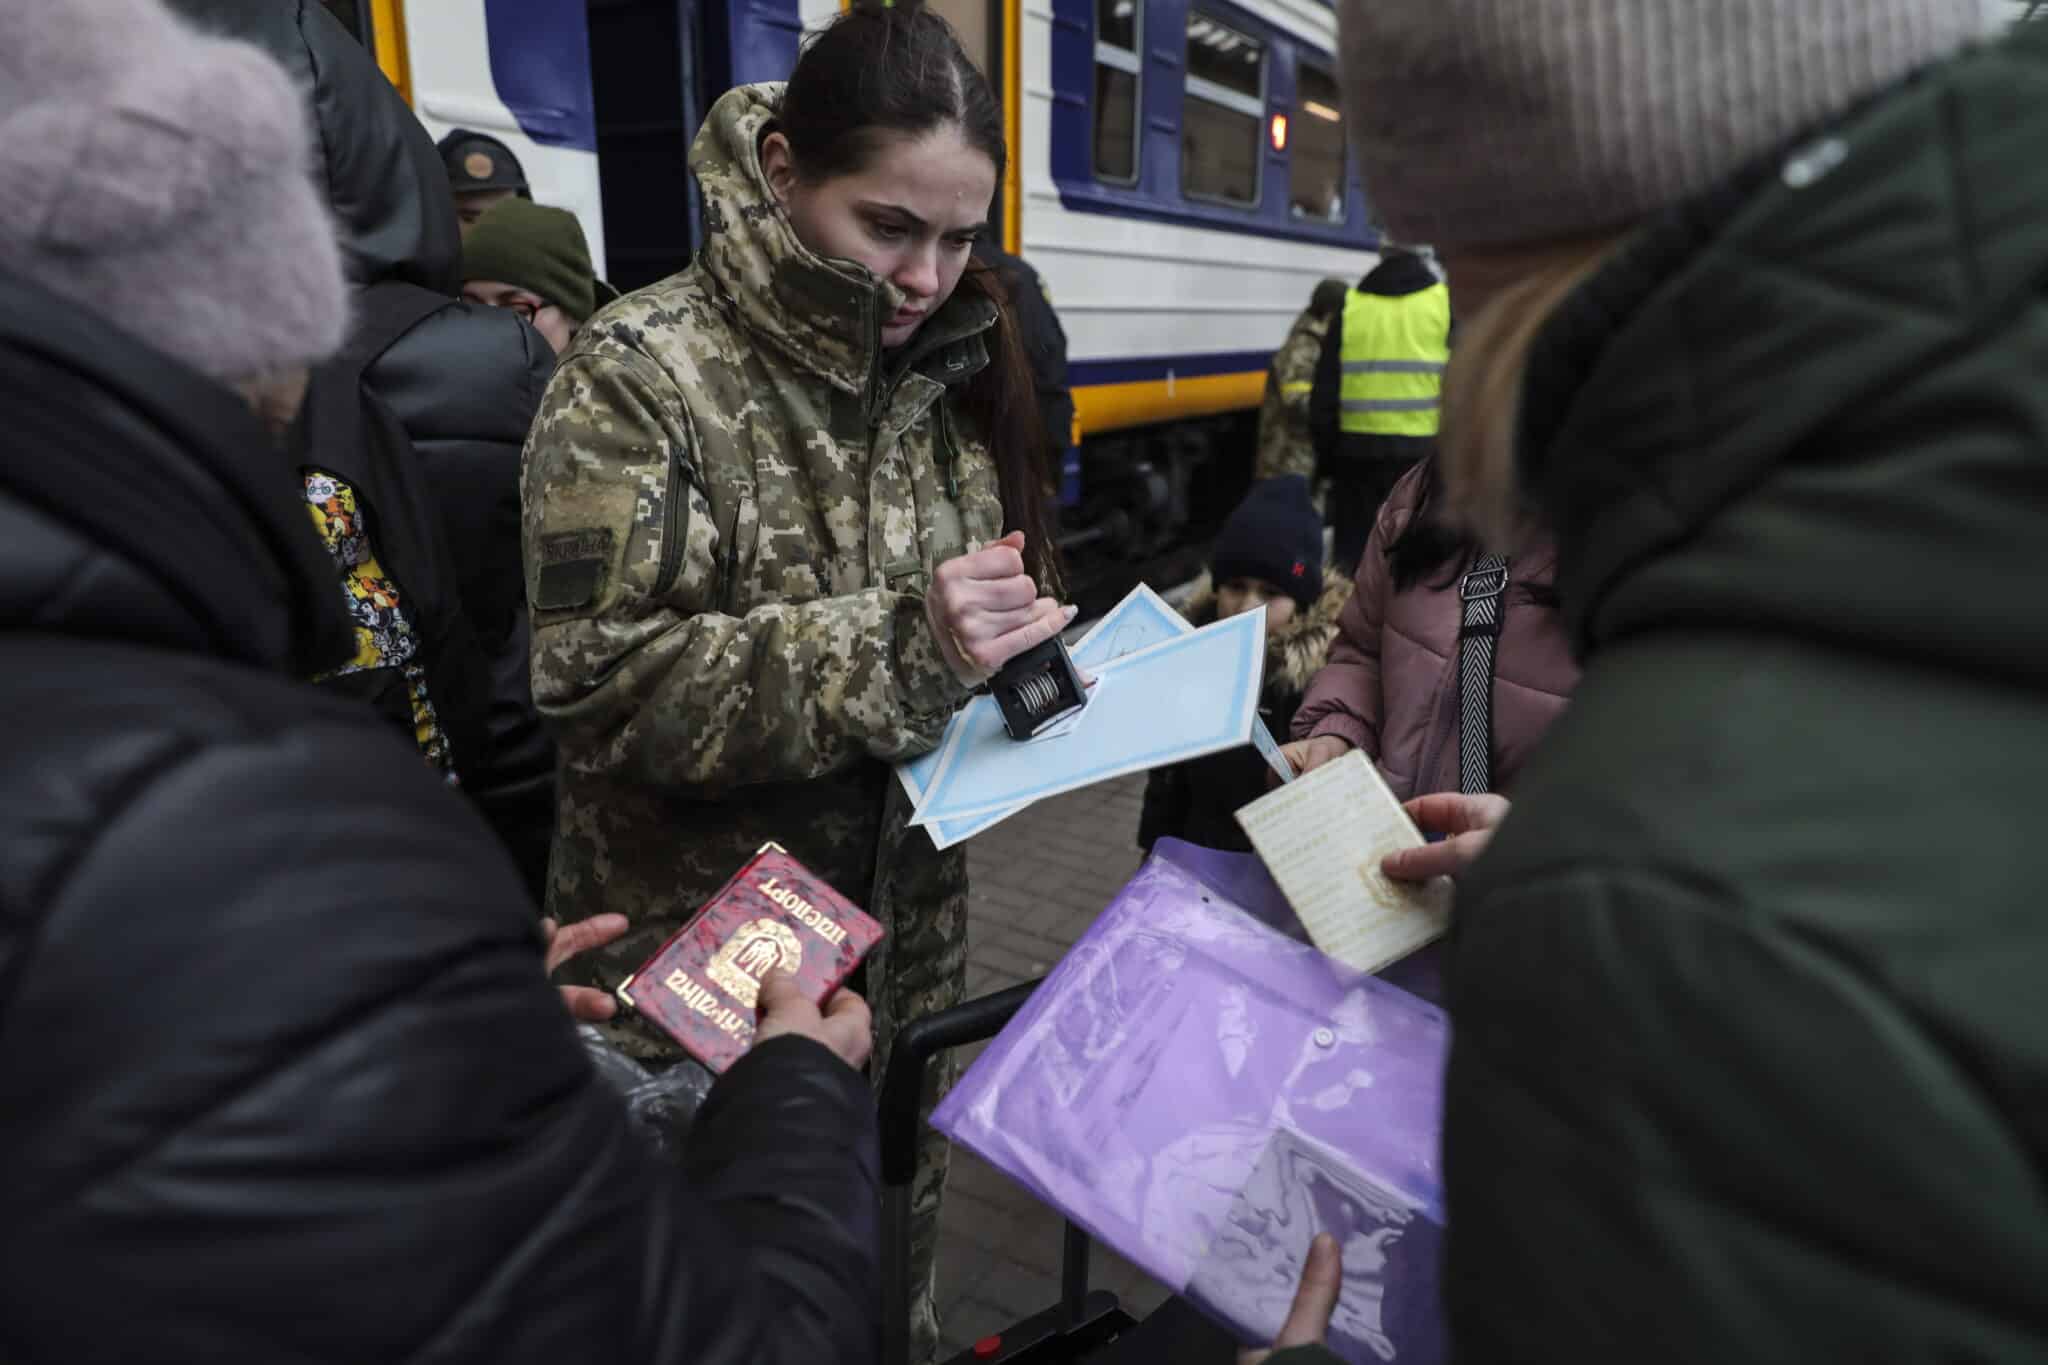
[{"xmin": 0, "ymin": 0, "xmax": 347, "ymax": 385}]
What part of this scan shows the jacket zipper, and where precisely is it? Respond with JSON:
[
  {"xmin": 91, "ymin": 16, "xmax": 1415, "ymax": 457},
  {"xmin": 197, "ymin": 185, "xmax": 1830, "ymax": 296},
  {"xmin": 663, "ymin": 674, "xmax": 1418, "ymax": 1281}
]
[
  {"xmin": 935, "ymin": 401, "xmax": 959, "ymax": 499},
  {"xmin": 655, "ymin": 447, "xmax": 687, "ymax": 596},
  {"xmin": 863, "ymin": 292, "xmax": 885, "ymax": 430},
  {"xmin": 721, "ymin": 500, "xmax": 744, "ymax": 612}
]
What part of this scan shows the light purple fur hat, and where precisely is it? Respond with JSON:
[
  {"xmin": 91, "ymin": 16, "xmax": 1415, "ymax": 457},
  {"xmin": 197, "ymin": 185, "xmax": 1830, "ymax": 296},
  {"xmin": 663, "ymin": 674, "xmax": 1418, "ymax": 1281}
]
[{"xmin": 0, "ymin": 0, "xmax": 347, "ymax": 384}]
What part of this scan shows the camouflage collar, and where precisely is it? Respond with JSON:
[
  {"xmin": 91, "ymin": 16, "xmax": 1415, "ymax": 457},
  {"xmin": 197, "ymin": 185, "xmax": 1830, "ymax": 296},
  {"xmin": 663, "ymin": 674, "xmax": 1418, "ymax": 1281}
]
[{"xmin": 690, "ymin": 84, "xmax": 996, "ymax": 408}]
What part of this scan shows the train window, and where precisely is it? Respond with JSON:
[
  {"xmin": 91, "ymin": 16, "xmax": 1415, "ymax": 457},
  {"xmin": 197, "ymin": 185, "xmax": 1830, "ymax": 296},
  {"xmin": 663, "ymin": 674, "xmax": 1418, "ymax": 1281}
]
[
  {"xmin": 1290, "ymin": 62, "xmax": 1345, "ymax": 222},
  {"xmin": 1181, "ymin": 13, "xmax": 1264, "ymax": 206},
  {"xmin": 1093, "ymin": 0, "xmax": 1141, "ymax": 183}
]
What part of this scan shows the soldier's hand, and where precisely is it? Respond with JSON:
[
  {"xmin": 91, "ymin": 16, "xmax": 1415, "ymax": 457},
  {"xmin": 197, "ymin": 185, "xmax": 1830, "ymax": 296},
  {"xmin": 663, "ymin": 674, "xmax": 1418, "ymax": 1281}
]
[
  {"xmin": 542, "ymin": 914, "xmax": 629, "ymax": 1022},
  {"xmin": 926, "ymin": 531, "xmax": 1075, "ymax": 687},
  {"xmin": 1275, "ymin": 734, "xmax": 1351, "ymax": 785},
  {"xmin": 755, "ymin": 971, "xmax": 873, "ymax": 1070}
]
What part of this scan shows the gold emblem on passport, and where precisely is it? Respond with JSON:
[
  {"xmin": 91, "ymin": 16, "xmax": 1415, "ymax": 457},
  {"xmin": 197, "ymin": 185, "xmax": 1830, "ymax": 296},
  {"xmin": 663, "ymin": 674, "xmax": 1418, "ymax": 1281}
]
[
  {"xmin": 464, "ymin": 150, "xmax": 495, "ymax": 181},
  {"xmin": 706, "ymin": 917, "xmax": 804, "ymax": 1008}
]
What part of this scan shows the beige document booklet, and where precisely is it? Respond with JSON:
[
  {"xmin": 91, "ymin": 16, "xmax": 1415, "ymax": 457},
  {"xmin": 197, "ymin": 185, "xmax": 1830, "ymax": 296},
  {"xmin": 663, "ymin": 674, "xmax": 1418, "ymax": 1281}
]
[{"xmin": 1234, "ymin": 750, "xmax": 1453, "ymax": 973}]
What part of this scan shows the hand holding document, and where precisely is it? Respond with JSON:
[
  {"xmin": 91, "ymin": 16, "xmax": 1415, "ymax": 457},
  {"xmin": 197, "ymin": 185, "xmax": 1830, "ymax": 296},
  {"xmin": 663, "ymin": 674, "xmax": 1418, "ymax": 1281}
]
[{"xmin": 1234, "ymin": 750, "xmax": 1452, "ymax": 974}]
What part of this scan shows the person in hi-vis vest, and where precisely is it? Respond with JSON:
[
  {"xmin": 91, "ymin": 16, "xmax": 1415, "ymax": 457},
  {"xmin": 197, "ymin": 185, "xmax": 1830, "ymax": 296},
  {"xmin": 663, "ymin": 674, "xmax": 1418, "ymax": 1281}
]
[{"xmin": 1309, "ymin": 245, "xmax": 1451, "ymax": 571}]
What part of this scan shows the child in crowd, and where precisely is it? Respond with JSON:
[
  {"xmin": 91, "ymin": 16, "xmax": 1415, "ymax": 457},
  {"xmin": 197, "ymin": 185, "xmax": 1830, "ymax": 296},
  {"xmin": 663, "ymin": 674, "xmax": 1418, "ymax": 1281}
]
[{"xmin": 1139, "ymin": 474, "xmax": 1352, "ymax": 854}]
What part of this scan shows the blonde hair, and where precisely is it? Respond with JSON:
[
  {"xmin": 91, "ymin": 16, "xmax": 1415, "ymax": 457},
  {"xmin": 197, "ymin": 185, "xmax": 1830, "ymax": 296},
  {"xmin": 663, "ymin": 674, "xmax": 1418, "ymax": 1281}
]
[{"xmin": 1439, "ymin": 234, "xmax": 1629, "ymax": 547}]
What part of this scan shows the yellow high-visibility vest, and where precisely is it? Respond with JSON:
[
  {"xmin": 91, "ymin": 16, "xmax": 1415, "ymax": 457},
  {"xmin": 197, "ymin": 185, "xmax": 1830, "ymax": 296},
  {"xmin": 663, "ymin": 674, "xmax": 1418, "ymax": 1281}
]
[{"xmin": 1337, "ymin": 282, "xmax": 1450, "ymax": 438}]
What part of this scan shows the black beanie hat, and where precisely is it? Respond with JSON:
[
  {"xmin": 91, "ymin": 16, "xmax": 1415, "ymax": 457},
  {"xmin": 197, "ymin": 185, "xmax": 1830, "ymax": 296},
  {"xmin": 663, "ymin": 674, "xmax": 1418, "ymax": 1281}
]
[
  {"xmin": 436, "ymin": 128, "xmax": 530, "ymax": 196},
  {"xmin": 1210, "ymin": 475, "xmax": 1324, "ymax": 609}
]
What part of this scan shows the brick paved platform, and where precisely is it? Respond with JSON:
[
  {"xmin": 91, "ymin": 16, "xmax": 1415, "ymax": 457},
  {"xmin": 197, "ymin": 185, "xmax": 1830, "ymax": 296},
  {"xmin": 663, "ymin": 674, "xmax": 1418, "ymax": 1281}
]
[{"xmin": 933, "ymin": 772, "xmax": 1176, "ymax": 1359}]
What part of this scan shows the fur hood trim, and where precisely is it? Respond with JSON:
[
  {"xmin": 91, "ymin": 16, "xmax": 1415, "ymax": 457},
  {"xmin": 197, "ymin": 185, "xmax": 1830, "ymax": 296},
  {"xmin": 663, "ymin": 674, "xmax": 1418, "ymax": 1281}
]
[{"xmin": 1179, "ymin": 567, "xmax": 1353, "ymax": 697}]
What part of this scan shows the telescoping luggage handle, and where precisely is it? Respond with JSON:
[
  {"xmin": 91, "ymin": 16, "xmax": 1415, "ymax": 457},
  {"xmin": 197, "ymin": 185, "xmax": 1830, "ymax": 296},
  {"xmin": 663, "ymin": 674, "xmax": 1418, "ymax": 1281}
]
[
  {"xmin": 878, "ymin": 978, "xmax": 1042, "ymax": 1189},
  {"xmin": 878, "ymin": 980, "xmax": 1134, "ymax": 1364},
  {"xmin": 880, "ymin": 980, "xmax": 1041, "ymax": 1365}
]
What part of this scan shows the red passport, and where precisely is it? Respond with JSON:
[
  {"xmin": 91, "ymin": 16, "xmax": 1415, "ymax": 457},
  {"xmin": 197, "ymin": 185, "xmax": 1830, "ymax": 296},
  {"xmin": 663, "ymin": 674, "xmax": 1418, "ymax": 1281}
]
[{"xmin": 616, "ymin": 843, "xmax": 884, "ymax": 1073}]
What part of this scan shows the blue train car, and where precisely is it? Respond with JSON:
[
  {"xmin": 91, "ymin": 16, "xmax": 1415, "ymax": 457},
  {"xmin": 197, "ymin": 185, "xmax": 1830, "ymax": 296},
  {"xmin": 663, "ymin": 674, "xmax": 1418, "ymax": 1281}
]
[{"xmin": 330, "ymin": 0, "xmax": 1379, "ymax": 580}]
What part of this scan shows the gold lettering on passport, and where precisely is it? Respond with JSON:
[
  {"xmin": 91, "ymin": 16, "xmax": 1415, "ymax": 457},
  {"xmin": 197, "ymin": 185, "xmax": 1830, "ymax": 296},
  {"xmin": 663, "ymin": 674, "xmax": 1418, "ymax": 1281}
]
[
  {"xmin": 663, "ymin": 969, "xmax": 752, "ymax": 1038},
  {"xmin": 704, "ymin": 918, "xmax": 803, "ymax": 1008},
  {"xmin": 757, "ymin": 876, "xmax": 849, "ymax": 946}
]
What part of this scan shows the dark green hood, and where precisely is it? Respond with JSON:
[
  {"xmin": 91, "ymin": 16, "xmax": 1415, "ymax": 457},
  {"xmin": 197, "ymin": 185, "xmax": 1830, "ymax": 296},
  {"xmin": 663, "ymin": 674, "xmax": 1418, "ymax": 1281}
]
[{"xmin": 1522, "ymin": 23, "xmax": 2048, "ymax": 688}]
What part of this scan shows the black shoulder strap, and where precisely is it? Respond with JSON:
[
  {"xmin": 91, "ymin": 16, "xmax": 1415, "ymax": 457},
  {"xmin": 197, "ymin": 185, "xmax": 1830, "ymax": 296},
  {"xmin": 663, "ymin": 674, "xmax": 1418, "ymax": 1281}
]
[
  {"xmin": 296, "ymin": 281, "xmax": 492, "ymax": 782},
  {"xmin": 298, "ymin": 281, "xmax": 451, "ymax": 488},
  {"xmin": 1456, "ymin": 554, "xmax": 1511, "ymax": 795}
]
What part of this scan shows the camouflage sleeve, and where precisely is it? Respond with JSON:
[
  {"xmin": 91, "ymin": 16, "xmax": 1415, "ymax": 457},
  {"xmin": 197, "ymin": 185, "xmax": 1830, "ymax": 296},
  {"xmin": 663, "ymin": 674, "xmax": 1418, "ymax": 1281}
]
[
  {"xmin": 523, "ymin": 348, "xmax": 971, "ymax": 791},
  {"xmin": 1253, "ymin": 324, "xmax": 1323, "ymax": 482}
]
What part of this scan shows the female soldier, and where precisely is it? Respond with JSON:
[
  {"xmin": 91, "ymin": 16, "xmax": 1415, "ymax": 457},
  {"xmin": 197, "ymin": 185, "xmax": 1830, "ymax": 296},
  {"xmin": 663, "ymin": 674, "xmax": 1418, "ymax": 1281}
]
[
  {"xmin": 521, "ymin": 8, "xmax": 1065, "ymax": 1357},
  {"xmin": 1334, "ymin": 2, "xmax": 2048, "ymax": 1362}
]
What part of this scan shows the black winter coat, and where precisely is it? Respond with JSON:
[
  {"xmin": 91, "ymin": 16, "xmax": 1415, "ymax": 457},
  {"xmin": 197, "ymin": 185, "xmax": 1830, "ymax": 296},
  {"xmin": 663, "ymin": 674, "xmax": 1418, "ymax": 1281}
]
[
  {"xmin": 0, "ymin": 269, "xmax": 881, "ymax": 1365},
  {"xmin": 171, "ymin": 0, "xmax": 558, "ymax": 898}
]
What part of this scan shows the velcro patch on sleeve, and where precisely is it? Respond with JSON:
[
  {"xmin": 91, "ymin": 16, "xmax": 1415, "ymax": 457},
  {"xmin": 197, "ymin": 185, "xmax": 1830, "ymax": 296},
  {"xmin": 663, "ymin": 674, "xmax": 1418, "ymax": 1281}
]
[{"xmin": 534, "ymin": 528, "xmax": 615, "ymax": 611}]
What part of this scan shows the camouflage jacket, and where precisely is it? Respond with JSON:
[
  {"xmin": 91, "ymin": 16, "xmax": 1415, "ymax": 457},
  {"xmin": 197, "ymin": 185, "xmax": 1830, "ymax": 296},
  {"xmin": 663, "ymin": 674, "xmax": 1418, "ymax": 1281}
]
[
  {"xmin": 1252, "ymin": 304, "xmax": 1335, "ymax": 482},
  {"xmin": 522, "ymin": 84, "xmax": 1001, "ymax": 1057}
]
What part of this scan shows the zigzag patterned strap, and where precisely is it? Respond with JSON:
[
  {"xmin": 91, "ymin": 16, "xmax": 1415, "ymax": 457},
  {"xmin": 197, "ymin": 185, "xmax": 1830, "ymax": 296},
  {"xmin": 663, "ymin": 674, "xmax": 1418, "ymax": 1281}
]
[{"xmin": 1456, "ymin": 554, "xmax": 1511, "ymax": 796}]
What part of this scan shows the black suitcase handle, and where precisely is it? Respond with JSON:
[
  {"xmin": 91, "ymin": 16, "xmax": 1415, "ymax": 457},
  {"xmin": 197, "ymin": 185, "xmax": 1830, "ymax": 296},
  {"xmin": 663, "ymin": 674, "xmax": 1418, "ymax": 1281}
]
[
  {"xmin": 880, "ymin": 978, "xmax": 1041, "ymax": 1365},
  {"xmin": 877, "ymin": 977, "xmax": 1042, "ymax": 1187}
]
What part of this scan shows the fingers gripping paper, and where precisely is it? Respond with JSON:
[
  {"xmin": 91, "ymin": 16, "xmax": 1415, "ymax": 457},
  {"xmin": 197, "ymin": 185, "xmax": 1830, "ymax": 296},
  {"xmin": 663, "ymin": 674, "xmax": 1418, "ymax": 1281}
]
[{"xmin": 1234, "ymin": 751, "xmax": 1452, "ymax": 974}]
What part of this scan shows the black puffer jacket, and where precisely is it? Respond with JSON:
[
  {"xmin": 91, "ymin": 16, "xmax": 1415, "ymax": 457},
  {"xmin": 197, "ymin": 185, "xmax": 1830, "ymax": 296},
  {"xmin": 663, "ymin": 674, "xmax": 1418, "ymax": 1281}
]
[
  {"xmin": 0, "ymin": 269, "xmax": 881, "ymax": 1364},
  {"xmin": 172, "ymin": 0, "xmax": 557, "ymax": 897}
]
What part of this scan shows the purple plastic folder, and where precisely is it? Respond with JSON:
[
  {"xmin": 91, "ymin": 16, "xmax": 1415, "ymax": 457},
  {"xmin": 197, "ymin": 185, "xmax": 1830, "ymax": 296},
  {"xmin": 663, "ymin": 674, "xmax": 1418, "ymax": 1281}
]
[{"xmin": 932, "ymin": 840, "xmax": 1449, "ymax": 1363}]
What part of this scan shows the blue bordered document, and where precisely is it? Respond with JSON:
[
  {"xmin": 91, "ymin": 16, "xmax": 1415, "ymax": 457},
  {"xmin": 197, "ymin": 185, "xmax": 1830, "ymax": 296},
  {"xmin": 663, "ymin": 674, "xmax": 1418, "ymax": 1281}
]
[
  {"xmin": 894, "ymin": 584, "xmax": 1196, "ymax": 848},
  {"xmin": 909, "ymin": 603, "xmax": 1271, "ymax": 830}
]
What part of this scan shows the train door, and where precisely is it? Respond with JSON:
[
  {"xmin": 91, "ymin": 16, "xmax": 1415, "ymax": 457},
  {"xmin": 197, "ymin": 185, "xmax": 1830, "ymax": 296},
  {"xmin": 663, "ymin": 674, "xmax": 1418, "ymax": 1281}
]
[
  {"xmin": 586, "ymin": 0, "xmax": 708, "ymax": 291},
  {"xmin": 394, "ymin": 0, "xmax": 611, "ymax": 276}
]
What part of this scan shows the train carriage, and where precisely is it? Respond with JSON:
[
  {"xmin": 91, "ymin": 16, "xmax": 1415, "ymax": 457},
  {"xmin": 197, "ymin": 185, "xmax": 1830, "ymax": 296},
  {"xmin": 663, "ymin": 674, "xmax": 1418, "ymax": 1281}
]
[{"xmin": 325, "ymin": 0, "xmax": 1378, "ymax": 588}]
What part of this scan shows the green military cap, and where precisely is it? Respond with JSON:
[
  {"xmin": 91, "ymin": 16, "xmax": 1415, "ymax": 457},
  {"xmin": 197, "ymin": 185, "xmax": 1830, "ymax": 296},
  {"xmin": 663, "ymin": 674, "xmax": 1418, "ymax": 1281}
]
[{"xmin": 461, "ymin": 198, "xmax": 618, "ymax": 323}]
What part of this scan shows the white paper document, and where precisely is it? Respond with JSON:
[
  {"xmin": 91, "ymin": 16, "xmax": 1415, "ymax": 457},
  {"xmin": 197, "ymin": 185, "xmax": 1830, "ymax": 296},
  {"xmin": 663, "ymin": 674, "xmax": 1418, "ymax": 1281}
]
[
  {"xmin": 1233, "ymin": 750, "xmax": 1452, "ymax": 974},
  {"xmin": 893, "ymin": 584, "xmax": 1197, "ymax": 848}
]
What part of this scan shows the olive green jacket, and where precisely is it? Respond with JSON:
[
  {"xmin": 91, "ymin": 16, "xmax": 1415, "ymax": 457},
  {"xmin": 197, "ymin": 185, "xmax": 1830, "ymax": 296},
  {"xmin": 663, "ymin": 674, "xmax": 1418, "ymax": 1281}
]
[
  {"xmin": 522, "ymin": 84, "xmax": 999, "ymax": 1057},
  {"xmin": 1445, "ymin": 29, "xmax": 2048, "ymax": 1361}
]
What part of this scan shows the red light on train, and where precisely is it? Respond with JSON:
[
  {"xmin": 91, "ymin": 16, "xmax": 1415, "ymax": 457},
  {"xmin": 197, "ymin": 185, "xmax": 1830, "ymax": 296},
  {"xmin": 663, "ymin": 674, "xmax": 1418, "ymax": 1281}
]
[{"xmin": 1270, "ymin": 113, "xmax": 1289, "ymax": 151}]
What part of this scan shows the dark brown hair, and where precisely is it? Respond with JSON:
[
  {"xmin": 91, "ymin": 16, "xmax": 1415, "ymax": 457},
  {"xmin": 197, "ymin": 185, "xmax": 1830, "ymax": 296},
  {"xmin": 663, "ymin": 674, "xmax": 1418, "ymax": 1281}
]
[{"xmin": 781, "ymin": 4, "xmax": 1062, "ymax": 590}]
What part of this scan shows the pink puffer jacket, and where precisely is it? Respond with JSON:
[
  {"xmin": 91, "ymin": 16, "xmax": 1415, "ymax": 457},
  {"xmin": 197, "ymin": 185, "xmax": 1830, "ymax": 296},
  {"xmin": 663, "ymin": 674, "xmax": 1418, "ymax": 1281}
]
[{"xmin": 1291, "ymin": 464, "xmax": 1580, "ymax": 801}]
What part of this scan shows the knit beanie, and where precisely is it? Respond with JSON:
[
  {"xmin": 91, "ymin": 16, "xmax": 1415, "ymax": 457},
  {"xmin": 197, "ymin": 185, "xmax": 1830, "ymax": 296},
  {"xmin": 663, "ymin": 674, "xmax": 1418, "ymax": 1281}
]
[
  {"xmin": 1336, "ymin": 0, "xmax": 1988, "ymax": 249},
  {"xmin": 1211, "ymin": 475, "xmax": 1325, "ymax": 610},
  {"xmin": 461, "ymin": 198, "xmax": 606, "ymax": 322},
  {"xmin": 0, "ymin": 0, "xmax": 347, "ymax": 385}
]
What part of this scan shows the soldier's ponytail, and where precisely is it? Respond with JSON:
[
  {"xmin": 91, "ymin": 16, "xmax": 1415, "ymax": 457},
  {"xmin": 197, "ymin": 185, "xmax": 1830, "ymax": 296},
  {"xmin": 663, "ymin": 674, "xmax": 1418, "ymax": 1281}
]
[{"xmin": 781, "ymin": 2, "xmax": 1064, "ymax": 593}]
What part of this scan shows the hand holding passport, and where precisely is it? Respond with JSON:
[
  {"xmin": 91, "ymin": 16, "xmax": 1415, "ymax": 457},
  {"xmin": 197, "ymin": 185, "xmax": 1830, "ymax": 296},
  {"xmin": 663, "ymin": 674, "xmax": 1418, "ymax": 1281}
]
[
  {"xmin": 755, "ymin": 970, "xmax": 874, "ymax": 1069},
  {"xmin": 614, "ymin": 843, "xmax": 885, "ymax": 1074}
]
